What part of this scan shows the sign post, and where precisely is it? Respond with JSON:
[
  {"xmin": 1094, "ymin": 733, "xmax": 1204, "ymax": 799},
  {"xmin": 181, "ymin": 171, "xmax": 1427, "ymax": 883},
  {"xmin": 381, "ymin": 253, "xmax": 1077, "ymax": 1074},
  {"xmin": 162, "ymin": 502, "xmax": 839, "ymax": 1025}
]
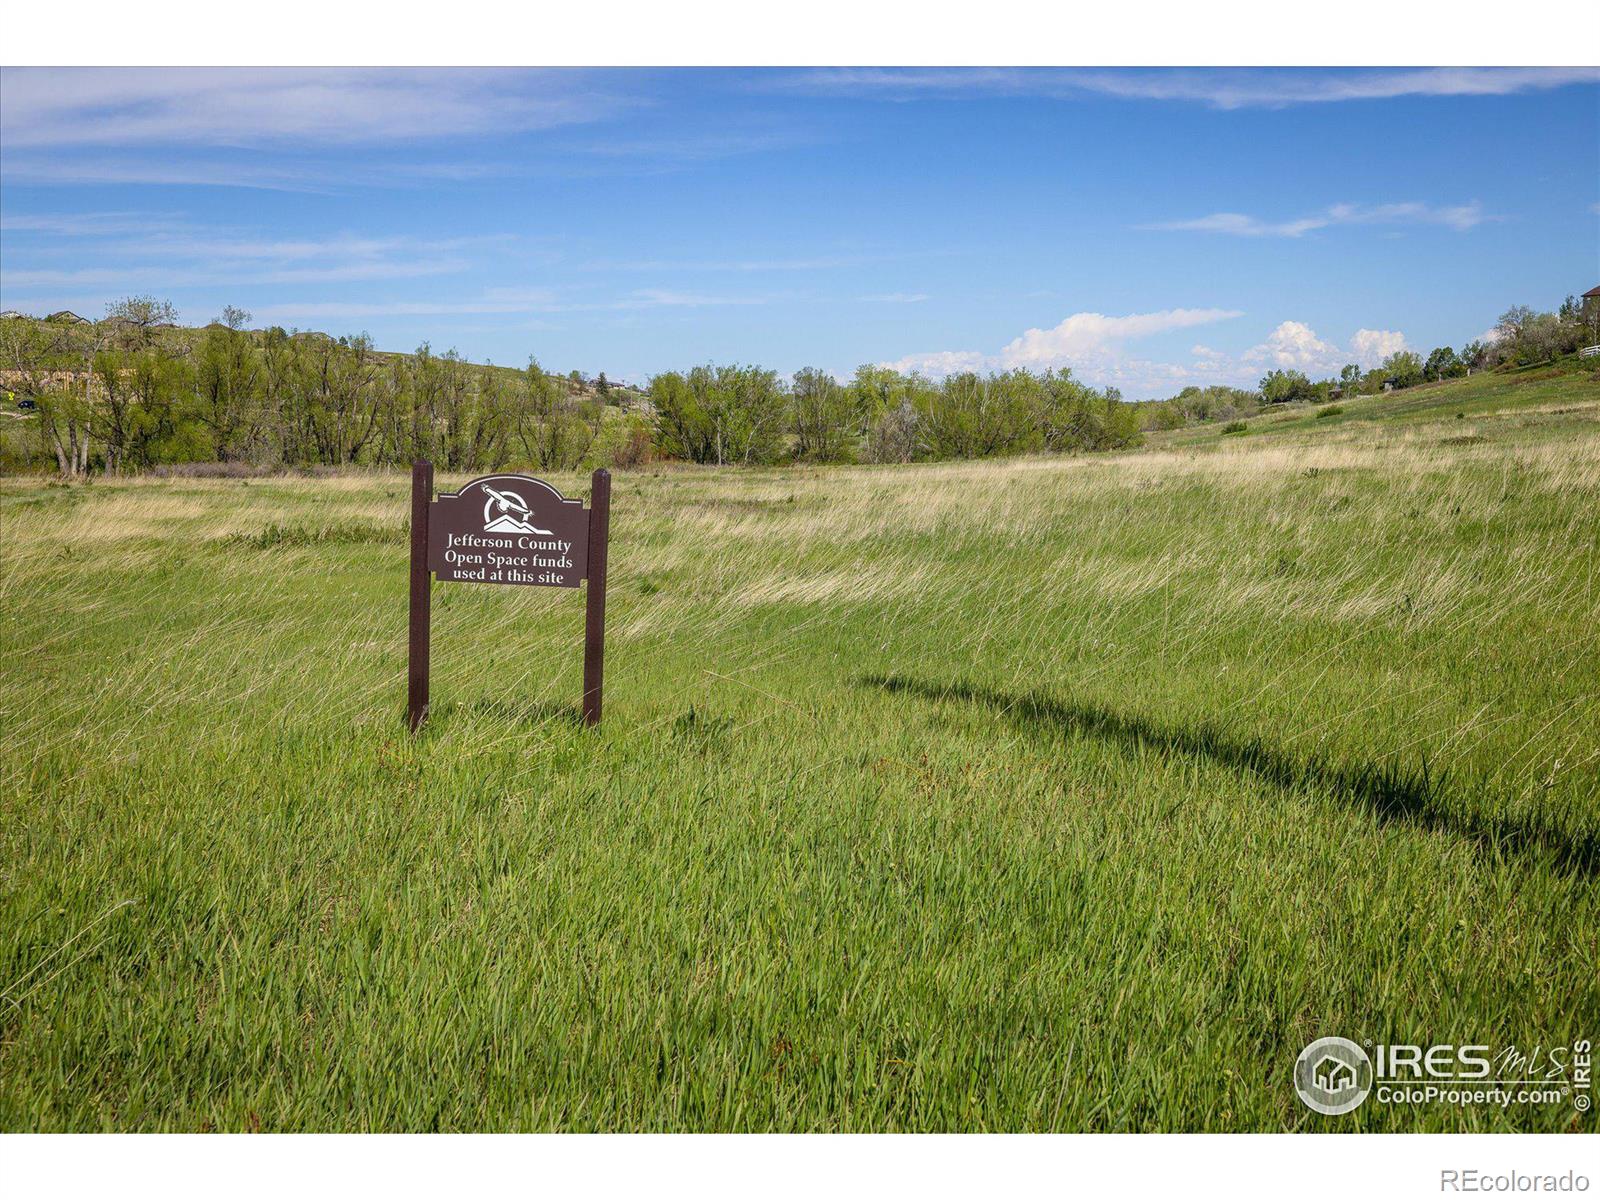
[
  {"xmin": 408, "ymin": 460, "xmax": 432, "ymax": 733},
  {"xmin": 581, "ymin": 468, "xmax": 611, "ymax": 726},
  {"xmin": 406, "ymin": 464, "xmax": 612, "ymax": 730}
]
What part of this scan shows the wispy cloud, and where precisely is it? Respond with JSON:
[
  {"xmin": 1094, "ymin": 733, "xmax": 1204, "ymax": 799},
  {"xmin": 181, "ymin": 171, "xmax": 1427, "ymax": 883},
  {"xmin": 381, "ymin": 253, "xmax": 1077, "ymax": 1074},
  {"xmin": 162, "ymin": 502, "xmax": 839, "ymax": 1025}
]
[
  {"xmin": 767, "ymin": 67, "xmax": 1600, "ymax": 110},
  {"xmin": 0, "ymin": 227, "xmax": 510, "ymax": 291},
  {"xmin": 250, "ymin": 288, "xmax": 778, "ymax": 324},
  {"xmin": 1143, "ymin": 201, "xmax": 1493, "ymax": 237},
  {"xmin": 603, "ymin": 288, "xmax": 771, "ymax": 310},
  {"xmin": 582, "ymin": 254, "xmax": 872, "ymax": 273},
  {"xmin": 252, "ymin": 292, "xmax": 561, "ymax": 322},
  {"xmin": 578, "ymin": 248, "xmax": 945, "ymax": 274},
  {"xmin": 859, "ymin": 292, "xmax": 929, "ymax": 304},
  {"xmin": 0, "ymin": 67, "xmax": 630, "ymax": 149},
  {"xmin": 0, "ymin": 156, "xmax": 349, "ymax": 193},
  {"xmin": 0, "ymin": 211, "xmax": 189, "ymax": 236},
  {"xmin": 570, "ymin": 128, "xmax": 816, "ymax": 163},
  {"xmin": 4, "ymin": 260, "xmax": 467, "ymax": 290}
]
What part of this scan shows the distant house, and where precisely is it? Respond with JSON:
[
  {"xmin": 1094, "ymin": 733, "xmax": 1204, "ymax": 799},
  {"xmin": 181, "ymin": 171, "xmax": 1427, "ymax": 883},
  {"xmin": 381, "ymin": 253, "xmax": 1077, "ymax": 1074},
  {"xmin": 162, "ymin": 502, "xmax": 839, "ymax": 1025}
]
[
  {"xmin": 0, "ymin": 310, "xmax": 24, "ymax": 321},
  {"xmin": 1583, "ymin": 285, "xmax": 1600, "ymax": 321},
  {"xmin": 45, "ymin": 310, "xmax": 90, "ymax": 325}
]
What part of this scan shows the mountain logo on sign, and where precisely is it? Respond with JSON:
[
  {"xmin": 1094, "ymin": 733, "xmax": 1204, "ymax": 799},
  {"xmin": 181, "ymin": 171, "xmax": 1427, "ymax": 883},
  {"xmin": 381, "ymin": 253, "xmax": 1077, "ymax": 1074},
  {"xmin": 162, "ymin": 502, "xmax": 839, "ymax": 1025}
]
[{"xmin": 481, "ymin": 485, "xmax": 551, "ymax": 534}]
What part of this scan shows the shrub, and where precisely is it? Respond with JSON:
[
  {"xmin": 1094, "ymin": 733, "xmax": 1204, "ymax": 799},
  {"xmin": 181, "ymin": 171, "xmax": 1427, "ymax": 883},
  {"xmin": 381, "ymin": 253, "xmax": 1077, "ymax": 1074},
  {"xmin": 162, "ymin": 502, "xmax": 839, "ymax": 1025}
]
[
  {"xmin": 226, "ymin": 522, "xmax": 404, "ymax": 549},
  {"xmin": 1316, "ymin": 405, "xmax": 1344, "ymax": 419},
  {"xmin": 1222, "ymin": 421, "xmax": 1248, "ymax": 435}
]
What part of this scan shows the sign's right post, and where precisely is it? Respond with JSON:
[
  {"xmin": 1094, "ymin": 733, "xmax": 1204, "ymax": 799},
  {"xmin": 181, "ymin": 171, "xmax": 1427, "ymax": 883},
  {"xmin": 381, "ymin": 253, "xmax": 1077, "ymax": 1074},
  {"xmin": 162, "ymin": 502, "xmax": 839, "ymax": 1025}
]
[{"xmin": 581, "ymin": 467, "xmax": 611, "ymax": 726}]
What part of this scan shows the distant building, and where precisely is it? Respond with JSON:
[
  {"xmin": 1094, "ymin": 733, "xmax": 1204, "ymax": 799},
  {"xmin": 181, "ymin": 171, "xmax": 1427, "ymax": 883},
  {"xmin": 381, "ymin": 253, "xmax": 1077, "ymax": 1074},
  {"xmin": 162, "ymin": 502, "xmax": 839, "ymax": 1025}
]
[
  {"xmin": 1583, "ymin": 285, "xmax": 1600, "ymax": 320},
  {"xmin": 45, "ymin": 310, "xmax": 90, "ymax": 325},
  {"xmin": 0, "ymin": 310, "xmax": 24, "ymax": 321}
]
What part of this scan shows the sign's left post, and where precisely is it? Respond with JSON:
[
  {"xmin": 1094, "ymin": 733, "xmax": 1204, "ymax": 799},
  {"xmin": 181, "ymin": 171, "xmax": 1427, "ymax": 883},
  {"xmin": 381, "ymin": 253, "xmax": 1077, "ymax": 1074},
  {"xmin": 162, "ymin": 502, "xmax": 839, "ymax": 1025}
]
[{"xmin": 408, "ymin": 459, "xmax": 433, "ymax": 732}]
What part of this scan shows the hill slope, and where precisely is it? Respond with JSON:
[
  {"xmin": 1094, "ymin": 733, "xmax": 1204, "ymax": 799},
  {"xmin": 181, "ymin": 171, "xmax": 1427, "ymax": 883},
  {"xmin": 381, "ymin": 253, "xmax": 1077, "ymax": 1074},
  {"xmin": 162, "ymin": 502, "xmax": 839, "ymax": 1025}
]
[{"xmin": 1154, "ymin": 356, "xmax": 1598, "ymax": 451}]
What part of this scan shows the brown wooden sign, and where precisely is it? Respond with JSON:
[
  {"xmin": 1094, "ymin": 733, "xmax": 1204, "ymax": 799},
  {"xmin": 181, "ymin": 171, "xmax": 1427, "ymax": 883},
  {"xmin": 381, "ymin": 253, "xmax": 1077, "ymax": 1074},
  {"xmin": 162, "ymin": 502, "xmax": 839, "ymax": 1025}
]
[
  {"xmin": 408, "ymin": 463, "xmax": 611, "ymax": 731},
  {"xmin": 429, "ymin": 474, "xmax": 589, "ymax": 587}
]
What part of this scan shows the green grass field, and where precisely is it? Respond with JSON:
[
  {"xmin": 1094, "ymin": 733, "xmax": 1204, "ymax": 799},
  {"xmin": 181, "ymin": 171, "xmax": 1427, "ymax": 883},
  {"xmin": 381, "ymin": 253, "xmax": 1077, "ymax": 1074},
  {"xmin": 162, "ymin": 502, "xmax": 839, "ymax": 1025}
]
[{"xmin": 2, "ymin": 364, "xmax": 1597, "ymax": 1131}]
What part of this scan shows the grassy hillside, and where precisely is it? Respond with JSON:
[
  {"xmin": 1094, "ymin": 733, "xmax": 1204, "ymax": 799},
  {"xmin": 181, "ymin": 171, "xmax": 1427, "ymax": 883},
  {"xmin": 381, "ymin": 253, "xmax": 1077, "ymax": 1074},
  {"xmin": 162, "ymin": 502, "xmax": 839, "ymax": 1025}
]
[
  {"xmin": 1154, "ymin": 356, "xmax": 1599, "ymax": 449},
  {"xmin": 1, "ymin": 365, "xmax": 1596, "ymax": 1131},
  {"xmin": 0, "ymin": 312, "xmax": 645, "ymax": 405}
]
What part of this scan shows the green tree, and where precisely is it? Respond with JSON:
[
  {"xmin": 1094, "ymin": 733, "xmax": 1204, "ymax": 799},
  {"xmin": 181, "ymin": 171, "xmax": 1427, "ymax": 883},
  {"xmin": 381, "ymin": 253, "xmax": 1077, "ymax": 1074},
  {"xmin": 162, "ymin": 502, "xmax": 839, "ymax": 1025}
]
[
  {"xmin": 789, "ymin": 367, "xmax": 854, "ymax": 462},
  {"xmin": 517, "ymin": 357, "xmax": 602, "ymax": 470},
  {"xmin": 1424, "ymin": 346, "xmax": 1463, "ymax": 382},
  {"xmin": 1259, "ymin": 369, "xmax": 1314, "ymax": 404},
  {"xmin": 1382, "ymin": 350, "xmax": 1424, "ymax": 389},
  {"xmin": 193, "ymin": 314, "xmax": 263, "ymax": 461}
]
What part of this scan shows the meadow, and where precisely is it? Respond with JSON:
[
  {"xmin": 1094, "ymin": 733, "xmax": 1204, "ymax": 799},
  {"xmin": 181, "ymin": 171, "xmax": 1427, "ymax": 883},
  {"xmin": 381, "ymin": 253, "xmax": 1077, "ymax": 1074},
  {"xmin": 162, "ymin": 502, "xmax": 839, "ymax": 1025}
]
[{"xmin": 1, "ymin": 363, "xmax": 1597, "ymax": 1131}]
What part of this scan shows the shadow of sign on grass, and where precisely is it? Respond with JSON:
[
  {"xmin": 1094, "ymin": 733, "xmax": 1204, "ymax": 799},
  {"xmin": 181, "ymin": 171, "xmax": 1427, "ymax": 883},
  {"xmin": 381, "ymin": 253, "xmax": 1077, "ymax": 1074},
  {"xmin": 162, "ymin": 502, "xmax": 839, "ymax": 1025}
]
[
  {"xmin": 432, "ymin": 695, "xmax": 588, "ymax": 729},
  {"xmin": 858, "ymin": 674, "xmax": 1597, "ymax": 877}
]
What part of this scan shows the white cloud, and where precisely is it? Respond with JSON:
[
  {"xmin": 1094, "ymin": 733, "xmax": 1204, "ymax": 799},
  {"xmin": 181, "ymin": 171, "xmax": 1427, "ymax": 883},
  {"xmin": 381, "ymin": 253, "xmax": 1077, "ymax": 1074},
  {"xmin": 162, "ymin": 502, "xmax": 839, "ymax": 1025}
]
[
  {"xmin": 1238, "ymin": 322, "xmax": 1406, "ymax": 374},
  {"xmin": 859, "ymin": 292, "xmax": 930, "ymax": 304},
  {"xmin": 0, "ymin": 68, "xmax": 629, "ymax": 149},
  {"xmin": 995, "ymin": 308, "xmax": 1242, "ymax": 369},
  {"xmin": 768, "ymin": 67, "xmax": 1600, "ymax": 110},
  {"xmin": 1242, "ymin": 321, "xmax": 1343, "ymax": 371},
  {"xmin": 880, "ymin": 307, "xmax": 1242, "ymax": 386},
  {"xmin": 882, "ymin": 313, "xmax": 1417, "ymax": 397},
  {"xmin": 1349, "ymin": 328, "xmax": 1408, "ymax": 367},
  {"xmin": 1145, "ymin": 200, "xmax": 1491, "ymax": 238},
  {"xmin": 881, "ymin": 349, "xmax": 990, "ymax": 376}
]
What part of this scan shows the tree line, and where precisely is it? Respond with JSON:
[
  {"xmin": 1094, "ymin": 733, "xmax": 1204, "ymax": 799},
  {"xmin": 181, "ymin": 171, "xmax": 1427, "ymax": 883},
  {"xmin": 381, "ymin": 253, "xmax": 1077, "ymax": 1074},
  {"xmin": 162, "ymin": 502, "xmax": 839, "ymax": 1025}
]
[
  {"xmin": 2, "ymin": 291, "xmax": 1593, "ymax": 477},
  {"xmin": 648, "ymin": 362, "xmax": 1141, "ymax": 466},
  {"xmin": 0, "ymin": 296, "xmax": 1141, "ymax": 476},
  {"xmin": 0, "ymin": 299, "xmax": 635, "ymax": 478}
]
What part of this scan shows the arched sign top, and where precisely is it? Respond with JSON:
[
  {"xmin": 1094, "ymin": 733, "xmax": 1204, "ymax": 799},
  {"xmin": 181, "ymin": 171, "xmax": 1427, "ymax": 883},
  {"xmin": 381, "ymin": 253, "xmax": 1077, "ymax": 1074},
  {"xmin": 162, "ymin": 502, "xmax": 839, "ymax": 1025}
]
[
  {"xmin": 441, "ymin": 473, "xmax": 582, "ymax": 509},
  {"xmin": 427, "ymin": 472, "xmax": 591, "ymax": 588}
]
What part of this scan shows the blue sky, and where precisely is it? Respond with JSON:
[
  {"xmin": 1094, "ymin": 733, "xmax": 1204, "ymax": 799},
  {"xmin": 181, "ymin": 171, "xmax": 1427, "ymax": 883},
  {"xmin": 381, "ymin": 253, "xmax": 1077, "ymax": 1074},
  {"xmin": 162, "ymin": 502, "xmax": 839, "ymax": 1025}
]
[{"xmin": 1, "ymin": 67, "xmax": 1595, "ymax": 397}]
